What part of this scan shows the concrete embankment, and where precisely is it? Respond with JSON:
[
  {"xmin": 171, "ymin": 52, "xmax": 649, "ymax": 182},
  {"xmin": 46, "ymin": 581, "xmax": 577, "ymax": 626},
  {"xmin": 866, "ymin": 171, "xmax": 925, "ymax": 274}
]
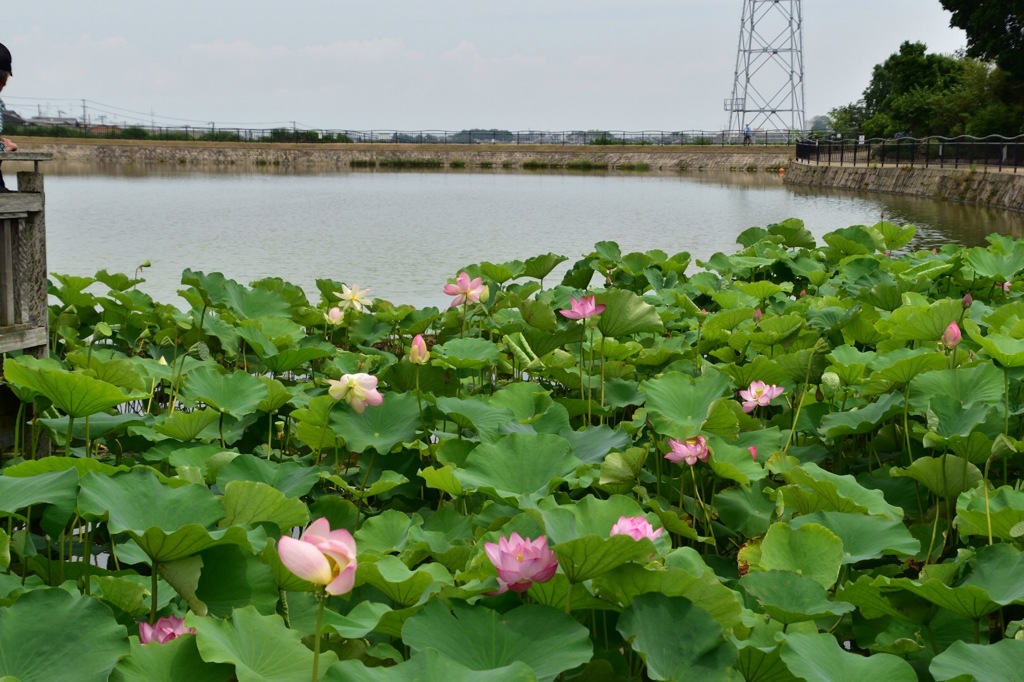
[
  {"xmin": 785, "ymin": 162, "xmax": 1024, "ymax": 213},
  {"xmin": 16, "ymin": 137, "xmax": 791, "ymax": 173}
]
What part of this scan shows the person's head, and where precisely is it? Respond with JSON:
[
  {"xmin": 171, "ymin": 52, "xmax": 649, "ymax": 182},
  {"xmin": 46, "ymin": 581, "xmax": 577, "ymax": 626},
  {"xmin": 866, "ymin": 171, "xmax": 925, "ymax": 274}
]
[{"xmin": 0, "ymin": 43, "xmax": 11, "ymax": 91}]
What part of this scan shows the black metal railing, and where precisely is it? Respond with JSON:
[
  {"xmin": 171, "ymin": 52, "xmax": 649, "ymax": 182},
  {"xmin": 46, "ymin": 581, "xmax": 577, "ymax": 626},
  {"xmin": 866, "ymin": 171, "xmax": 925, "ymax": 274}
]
[
  {"xmin": 6, "ymin": 123, "xmax": 820, "ymax": 147},
  {"xmin": 795, "ymin": 134, "xmax": 1024, "ymax": 173}
]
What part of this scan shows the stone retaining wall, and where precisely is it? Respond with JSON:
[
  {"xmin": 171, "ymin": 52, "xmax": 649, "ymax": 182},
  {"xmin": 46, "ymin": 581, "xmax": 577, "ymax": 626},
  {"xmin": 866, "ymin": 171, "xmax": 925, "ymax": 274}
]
[
  {"xmin": 20, "ymin": 138, "xmax": 791, "ymax": 173},
  {"xmin": 785, "ymin": 162, "xmax": 1024, "ymax": 213}
]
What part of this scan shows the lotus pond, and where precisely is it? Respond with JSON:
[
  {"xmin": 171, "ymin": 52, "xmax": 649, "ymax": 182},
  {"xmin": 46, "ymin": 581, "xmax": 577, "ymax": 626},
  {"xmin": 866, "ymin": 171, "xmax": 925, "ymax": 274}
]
[{"xmin": 3, "ymin": 219, "xmax": 1024, "ymax": 681}]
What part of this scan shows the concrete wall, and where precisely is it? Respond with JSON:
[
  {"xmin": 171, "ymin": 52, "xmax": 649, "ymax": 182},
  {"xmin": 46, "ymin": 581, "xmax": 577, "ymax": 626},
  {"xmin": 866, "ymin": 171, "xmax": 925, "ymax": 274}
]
[
  {"xmin": 18, "ymin": 138, "xmax": 792, "ymax": 173},
  {"xmin": 785, "ymin": 162, "xmax": 1024, "ymax": 213}
]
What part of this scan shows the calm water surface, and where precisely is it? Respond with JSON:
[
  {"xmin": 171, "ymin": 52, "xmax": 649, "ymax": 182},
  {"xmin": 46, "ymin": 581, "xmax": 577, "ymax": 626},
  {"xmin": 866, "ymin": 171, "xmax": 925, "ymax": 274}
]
[{"xmin": 42, "ymin": 167, "xmax": 1024, "ymax": 309}]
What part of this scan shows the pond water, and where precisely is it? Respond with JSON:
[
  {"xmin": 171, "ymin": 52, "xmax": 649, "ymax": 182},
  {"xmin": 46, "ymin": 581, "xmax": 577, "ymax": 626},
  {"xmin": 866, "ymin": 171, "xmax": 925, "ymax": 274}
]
[{"xmin": 40, "ymin": 166, "xmax": 1024, "ymax": 309}]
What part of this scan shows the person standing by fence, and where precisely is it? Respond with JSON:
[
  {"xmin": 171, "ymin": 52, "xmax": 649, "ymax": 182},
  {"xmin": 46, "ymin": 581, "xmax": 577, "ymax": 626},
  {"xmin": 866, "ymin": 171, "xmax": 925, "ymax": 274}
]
[
  {"xmin": 743, "ymin": 125, "xmax": 752, "ymax": 146},
  {"xmin": 0, "ymin": 43, "xmax": 17, "ymax": 193}
]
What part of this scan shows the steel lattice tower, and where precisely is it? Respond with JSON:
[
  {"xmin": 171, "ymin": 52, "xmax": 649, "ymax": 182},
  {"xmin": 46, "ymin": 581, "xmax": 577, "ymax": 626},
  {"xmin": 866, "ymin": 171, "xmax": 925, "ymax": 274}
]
[{"xmin": 725, "ymin": 0, "xmax": 805, "ymax": 134}]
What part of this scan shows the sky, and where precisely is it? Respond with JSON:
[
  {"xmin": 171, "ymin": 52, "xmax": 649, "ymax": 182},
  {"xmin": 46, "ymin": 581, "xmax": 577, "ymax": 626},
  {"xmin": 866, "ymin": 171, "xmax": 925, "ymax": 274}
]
[{"xmin": 2, "ymin": 1, "xmax": 967, "ymax": 132}]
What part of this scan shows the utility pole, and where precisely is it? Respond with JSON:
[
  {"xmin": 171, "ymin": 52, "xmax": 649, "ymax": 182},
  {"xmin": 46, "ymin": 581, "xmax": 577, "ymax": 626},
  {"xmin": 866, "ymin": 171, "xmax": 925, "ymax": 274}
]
[{"xmin": 724, "ymin": 0, "xmax": 806, "ymax": 137}]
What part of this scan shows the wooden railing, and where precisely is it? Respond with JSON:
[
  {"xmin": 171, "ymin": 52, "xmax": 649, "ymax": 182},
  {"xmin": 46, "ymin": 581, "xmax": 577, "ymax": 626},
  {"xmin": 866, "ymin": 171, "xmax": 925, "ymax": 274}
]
[{"xmin": 0, "ymin": 153, "xmax": 53, "ymax": 358}]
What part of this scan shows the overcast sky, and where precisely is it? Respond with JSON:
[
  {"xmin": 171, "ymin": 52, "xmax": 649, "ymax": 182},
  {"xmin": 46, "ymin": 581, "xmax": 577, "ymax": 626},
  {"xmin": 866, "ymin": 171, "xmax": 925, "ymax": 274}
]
[{"xmin": 2, "ymin": 1, "xmax": 966, "ymax": 132}]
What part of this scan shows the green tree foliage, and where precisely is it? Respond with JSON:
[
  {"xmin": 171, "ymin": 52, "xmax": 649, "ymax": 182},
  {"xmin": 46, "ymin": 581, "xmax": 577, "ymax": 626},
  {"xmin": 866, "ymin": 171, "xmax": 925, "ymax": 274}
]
[
  {"xmin": 940, "ymin": 0, "xmax": 1024, "ymax": 78},
  {"xmin": 829, "ymin": 41, "xmax": 1024, "ymax": 138}
]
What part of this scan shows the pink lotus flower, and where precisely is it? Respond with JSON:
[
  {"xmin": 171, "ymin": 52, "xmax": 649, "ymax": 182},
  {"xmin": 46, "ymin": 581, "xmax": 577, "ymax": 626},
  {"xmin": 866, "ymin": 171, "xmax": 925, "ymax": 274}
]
[
  {"xmin": 327, "ymin": 373, "xmax": 383, "ymax": 413},
  {"xmin": 609, "ymin": 515, "xmax": 663, "ymax": 542},
  {"xmin": 748, "ymin": 446, "xmax": 758, "ymax": 461},
  {"xmin": 444, "ymin": 272, "xmax": 487, "ymax": 307},
  {"xmin": 335, "ymin": 284, "xmax": 372, "ymax": 313},
  {"xmin": 324, "ymin": 306, "xmax": 344, "ymax": 325},
  {"xmin": 139, "ymin": 615, "xmax": 195, "ymax": 644},
  {"xmin": 484, "ymin": 532, "xmax": 558, "ymax": 594},
  {"xmin": 665, "ymin": 436, "xmax": 709, "ymax": 466},
  {"xmin": 1004, "ymin": 281, "xmax": 1013, "ymax": 293},
  {"xmin": 560, "ymin": 295, "xmax": 606, "ymax": 320},
  {"xmin": 942, "ymin": 321, "xmax": 961, "ymax": 349},
  {"xmin": 409, "ymin": 334, "xmax": 429, "ymax": 365},
  {"xmin": 277, "ymin": 518, "xmax": 358, "ymax": 595},
  {"xmin": 753, "ymin": 308, "xmax": 763, "ymax": 323},
  {"xmin": 739, "ymin": 380, "xmax": 785, "ymax": 413}
]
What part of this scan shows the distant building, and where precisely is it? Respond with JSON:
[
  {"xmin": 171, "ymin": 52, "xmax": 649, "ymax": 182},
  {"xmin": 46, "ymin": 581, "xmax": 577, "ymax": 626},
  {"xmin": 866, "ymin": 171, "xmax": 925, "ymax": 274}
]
[
  {"xmin": 27, "ymin": 116, "xmax": 80, "ymax": 127},
  {"xmin": 2, "ymin": 109, "xmax": 26, "ymax": 126}
]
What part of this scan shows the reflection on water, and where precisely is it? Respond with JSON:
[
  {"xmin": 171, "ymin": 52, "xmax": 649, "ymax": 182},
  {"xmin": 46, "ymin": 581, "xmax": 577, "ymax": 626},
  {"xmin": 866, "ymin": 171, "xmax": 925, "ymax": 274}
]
[{"xmin": 41, "ymin": 166, "xmax": 1024, "ymax": 309}]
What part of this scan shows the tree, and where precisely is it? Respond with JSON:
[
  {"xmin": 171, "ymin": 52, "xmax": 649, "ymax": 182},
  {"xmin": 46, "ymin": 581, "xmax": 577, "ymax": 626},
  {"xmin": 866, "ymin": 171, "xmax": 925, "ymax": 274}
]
[{"xmin": 939, "ymin": 1, "xmax": 1024, "ymax": 79}]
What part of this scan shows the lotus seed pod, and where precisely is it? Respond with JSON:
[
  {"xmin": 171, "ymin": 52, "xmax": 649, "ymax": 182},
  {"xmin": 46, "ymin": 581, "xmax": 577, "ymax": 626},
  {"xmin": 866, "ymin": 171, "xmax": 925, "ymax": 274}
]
[{"xmin": 820, "ymin": 372, "xmax": 841, "ymax": 400}]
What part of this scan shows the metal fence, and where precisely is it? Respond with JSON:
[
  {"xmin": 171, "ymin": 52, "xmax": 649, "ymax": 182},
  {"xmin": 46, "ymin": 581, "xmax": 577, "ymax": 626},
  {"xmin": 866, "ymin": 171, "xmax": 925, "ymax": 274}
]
[
  {"xmin": 8, "ymin": 123, "xmax": 815, "ymax": 147},
  {"xmin": 795, "ymin": 134, "xmax": 1024, "ymax": 173}
]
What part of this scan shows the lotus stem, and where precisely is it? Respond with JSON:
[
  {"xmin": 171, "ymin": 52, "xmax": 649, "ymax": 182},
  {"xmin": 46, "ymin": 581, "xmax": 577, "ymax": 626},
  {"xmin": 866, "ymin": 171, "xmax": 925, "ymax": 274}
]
[
  {"xmin": 312, "ymin": 593, "xmax": 327, "ymax": 682},
  {"xmin": 64, "ymin": 415, "xmax": 75, "ymax": 457}
]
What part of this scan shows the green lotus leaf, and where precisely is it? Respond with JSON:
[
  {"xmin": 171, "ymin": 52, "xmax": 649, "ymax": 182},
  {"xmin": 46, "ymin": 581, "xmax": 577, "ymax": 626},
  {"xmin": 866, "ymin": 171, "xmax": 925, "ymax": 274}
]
[
  {"xmin": 960, "ymin": 543, "xmax": 1024, "ymax": 606},
  {"xmin": 788, "ymin": 511, "xmax": 920, "ymax": 563},
  {"xmin": 256, "ymin": 376, "xmax": 298, "ymax": 413},
  {"xmin": 433, "ymin": 338, "xmax": 501, "ymax": 370},
  {"xmin": 195, "ymin": 544, "xmax": 279, "ymax": 617},
  {"xmin": 890, "ymin": 455, "xmax": 982, "ymax": 499},
  {"xmin": 403, "ymin": 601, "xmax": 591, "ymax": 682},
  {"xmin": 454, "ymin": 433, "xmax": 581, "ymax": 505},
  {"xmin": 552, "ymin": 534, "xmax": 655, "ymax": 583},
  {"xmin": 818, "ymin": 393, "xmax": 904, "ymax": 440},
  {"xmin": 354, "ymin": 509, "xmax": 420, "ymax": 557},
  {"xmin": 617, "ymin": 593, "xmax": 737, "ymax": 682},
  {"xmin": 189, "ymin": 605, "xmax": 336, "ymax": 682},
  {"xmin": 0, "ymin": 530, "xmax": 8, "ymax": 571},
  {"xmin": 557, "ymin": 425, "xmax": 629, "ymax": 464},
  {"xmin": 418, "ymin": 465, "xmax": 463, "ymax": 497},
  {"xmin": 965, "ymin": 239, "xmax": 1024, "ymax": 280},
  {"xmin": 291, "ymin": 395, "xmax": 344, "ymax": 453},
  {"xmin": 88, "ymin": 575, "xmax": 150, "ymax": 618},
  {"xmin": 518, "ymin": 298, "xmax": 559, "ymax": 331},
  {"xmin": 715, "ymin": 486, "xmax": 775, "ymax": 539},
  {"xmin": 909, "ymin": 363, "xmax": 1005, "ymax": 412},
  {"xmin": 110, "ymin": 634, "xmax": 234, "ymax": 682},
  {"xmin": 875, "ymin": 221, "xmax": 916, "ymax": 250},
  {"xmin": 323, "ymin": 470, "xmax": 409, "ymax": 501},
  {"xmin": 329, "ymin": 649, "xmax": 535, "ymax": 682},
  {"xmin": 78, "ymin": 468, "xmax": 224, "ymax": 533},
  {"xmin": 879, "ymin": 575, "xmax": 1001, "ymax": 619},
  {"xmin": 595, "ymin": 289, "xmax": 664, "ymax": 338},
  {"xmin": 180, "ymin": 365, "xmax": 269, "ymax": 418},
  {"xmin": 955, "ymin": 484, "xmax": 1024, "ymax": 541},
  {"xmin": 0, "ymin": 468, "xmax": 79, "ymax": 521},
  {"xmin": 259, "ymin": 343, "xmax": 335, "ymax": 374},
  {"xmin": 215, "ymin": 455, "xmax": 319, "ymax": 498},
  {"xmin": 130, "ymin": 524, "xmax": 257, "ymax": 563},
  {"xmin": 923, "ymin": 395, "xmax": 994, "ymax": 439},
  {"xmin": 777, "ymin": 461, "xmax": 905, "ymax": 521},
  {"xmin": 332, "ymin": 391, "xmax": 420, "ymax": 454},
  {"xmin": 533, "ymin": 494, "xmax": 649, "ymax": 542},
  {"xmin": 756, "ymin": 522, "xmax": 843, "ymax": 590},
  {"xmin": 930, "ymin": 639, "xmax": 1024, "ymax": 682},
  {"xmin": 435, "ymin": 396, "xmax": 516, "ymax": 443},
  {"xmin": 868, "ymin": 348, "xmax": 946, "ymax": 385},
  {"xmin": 823, "ymin": 225, "xmax": 880, "ymax": 256},
  {"xmin": 642, "ymin": 370, "xmax": 736, "ymax": 439},
  {"xmin": 3, "ymin": 357, "xmax": 144, "ymax": 418},
  {"xmin": 220, "ymin": 480, "xmax": 309, "ymax": 530},
  {"xmin": 740, "ymin": 571, "xmax": 854, "ymax": 624},
  {"xmin": 722, "ymin": 356, "xmax": 789, "ymax": 391},
  {"xmin": 964, "ymin": 319, "xmax": 1024, "ymax": 367},
  {"xmin": 153, "ymin": 408, "xmax": 220, "ymax": 442},
  {"xmin": 67, "ymin": 351, "xmax": 150, "ymax": 392},
  {"xmin": 0, "ymin": 589, "xmax": 129, "ymax": 682},
  {"xmin": 594, "ymin": 563, "xmax": 744, "ymax": 634},
  {"xmin": 882, "ymin": 299, "xmax": 962, "ymax": 344},
  {"xmin": 779, "ymin": 632, "xmax": 916, "ymax": 682},
  {"xmin": 356, "ymin": 556, "xmax": 453, "ymax": 608},
  {"xmin": 523, "ymin": 252, "xmax": 567, "ymax": 280}
]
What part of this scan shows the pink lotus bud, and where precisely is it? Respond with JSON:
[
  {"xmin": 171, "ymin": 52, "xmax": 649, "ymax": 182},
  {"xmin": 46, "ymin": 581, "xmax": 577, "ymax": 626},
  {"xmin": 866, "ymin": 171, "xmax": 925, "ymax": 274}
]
[
  {"xmin": 484, "ymin": 532, "xmax": 558, "ymax": 594},
  {"xmin": 409, "ymin": 334, "xmax": 429, "ymax": 365},
  {"xmin": 753, "ymin": 309, "xmax": 763, "ymax": 323},
  {"xmin": 962, "ymin": 293, "xmax": 973, "ymax": 308},
  {"xmin": 277, "ymin": 518, "xmax": 358, "ymax": 595},
  {"xmin": 942, "ymin": 321, "xmax": 961, "ymax": 349},
  {"xmin": 324, "ymin": 306, "xmax": 344, "ymax": 325},
  {"xmin": 748, "ymin": 446, "xmax": 758, "ymax": 461}
]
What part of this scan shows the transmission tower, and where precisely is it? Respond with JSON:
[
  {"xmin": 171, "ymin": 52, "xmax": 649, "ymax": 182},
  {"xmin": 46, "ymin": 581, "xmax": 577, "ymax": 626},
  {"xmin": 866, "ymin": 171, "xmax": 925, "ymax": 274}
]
[{"xmin": 724, "ymin": 0, "xmax": 805, "ymax": 134}]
